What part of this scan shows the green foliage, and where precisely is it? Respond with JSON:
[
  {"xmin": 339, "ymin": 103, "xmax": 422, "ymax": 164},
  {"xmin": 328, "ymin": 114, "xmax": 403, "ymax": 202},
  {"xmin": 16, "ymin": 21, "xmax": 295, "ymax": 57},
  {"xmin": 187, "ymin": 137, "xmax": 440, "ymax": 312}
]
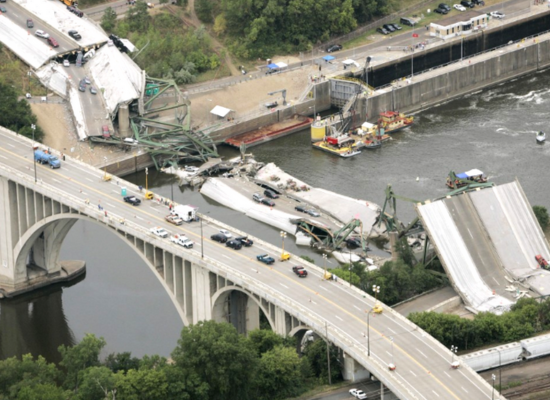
[
  {"xmin": 248, "ymin": 329, "xmax": 284, "ymax": 356},
  {"xmin": 533, "ymin": 205, "xmax": 549, "ymax": 231},
  {"xmin": 410, "ymin": 297, "xmax": 550, "ymax": 350},
  {"xmin": 0, "ymin": 354, "xmax": 61, "ymax": 398},
  {"xmin": 103, "ymin": 352, "xmax": 140, "ymax": 373},
  {"xmin": 126, "ymin": 1, "xmax": 151, "ymax": 33},
  {"xmin": 78, "ymin": 366, "xmax": 116, "ymax": 400},
  {"xmin": 196, "ymin": 0, "xmax": 215, "ymax": 23},
  {"xmin": 171, "ymin": 320, "xmax": 259, "ymax": 399},
  {"xmin": 256, "ymin": 346, "xmax": 307, "ymax": 400},
  {"xmin": 100, "ymin": 7, "xmax": 118, "ymax": 33},
  {"xmin": 58, "ymin": 333, "xmax": 106, "ymax": 392},
  {"xmin": 300, "ymin": 255, "xmax": 315, "ymax": 264},
  {"xmin": 302, "ymin": 339, "xmax": 342, "ymax": 384},
  {"xmin": 0, "ymin": 82, "xmax": 44, "ymax": 141},
  {"xmin": 329, "ymin": 259, "xmax": 442, "ymax": 306}
]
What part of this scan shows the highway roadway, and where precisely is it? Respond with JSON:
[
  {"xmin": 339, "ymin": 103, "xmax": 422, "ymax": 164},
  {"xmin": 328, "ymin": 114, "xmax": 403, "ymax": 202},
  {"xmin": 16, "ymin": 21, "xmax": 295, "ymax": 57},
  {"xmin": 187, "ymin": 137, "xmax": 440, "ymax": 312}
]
[{"xmin": 0, "ymin": 127, "xmax": 502, "ymax": 399}]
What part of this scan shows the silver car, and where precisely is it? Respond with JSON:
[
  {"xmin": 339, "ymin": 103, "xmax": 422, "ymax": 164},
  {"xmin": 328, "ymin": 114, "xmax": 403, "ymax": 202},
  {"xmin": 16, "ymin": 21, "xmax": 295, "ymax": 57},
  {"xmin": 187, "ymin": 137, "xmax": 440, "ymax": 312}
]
[{"xmin": 35, "ymin": 29, "xmax": 50, "ymax": 39}]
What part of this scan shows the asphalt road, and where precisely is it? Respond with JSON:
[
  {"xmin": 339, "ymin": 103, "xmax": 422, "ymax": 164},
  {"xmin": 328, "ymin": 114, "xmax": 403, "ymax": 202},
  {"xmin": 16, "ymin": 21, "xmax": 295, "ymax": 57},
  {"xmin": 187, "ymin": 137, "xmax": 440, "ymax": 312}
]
[{"xmin": 0, "ymin": 128, "xmax": 502, "ymax": 399}]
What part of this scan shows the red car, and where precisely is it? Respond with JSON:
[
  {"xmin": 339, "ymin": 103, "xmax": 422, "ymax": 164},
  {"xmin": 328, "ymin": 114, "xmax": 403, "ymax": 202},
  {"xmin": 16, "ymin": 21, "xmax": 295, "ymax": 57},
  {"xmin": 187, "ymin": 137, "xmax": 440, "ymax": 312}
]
[
  {"xmin": 47, "ymin": 37, "xmax": 59, "ymax": 48},
  {"xmin": 535, "ymin": 255, "xmax": 549, "ymax": 270}
]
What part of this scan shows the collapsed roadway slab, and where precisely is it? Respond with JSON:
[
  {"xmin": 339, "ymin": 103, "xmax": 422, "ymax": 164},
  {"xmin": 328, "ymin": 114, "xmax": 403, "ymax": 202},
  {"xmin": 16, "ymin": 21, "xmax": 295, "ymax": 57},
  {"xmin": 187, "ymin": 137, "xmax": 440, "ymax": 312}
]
[{"xmin": 417, "ymin": 181, "xmax": 550, "ymax": 314}]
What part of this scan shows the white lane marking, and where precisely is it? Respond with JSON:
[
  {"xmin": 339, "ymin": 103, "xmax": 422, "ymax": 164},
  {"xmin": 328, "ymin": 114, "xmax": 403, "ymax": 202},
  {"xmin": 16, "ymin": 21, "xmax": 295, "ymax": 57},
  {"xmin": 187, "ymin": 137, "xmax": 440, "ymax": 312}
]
[
  {"xmin": 222, "ymin": 255, "xmax": 231, "ymax": 260},
  {"xmin": 251, "ymin": 268, "xmax": 258, "ymax": 273},
  {"xmin": 335, "ymin": 315, "xmax": 343, "ymax": 322},
  {"xmin": 318, "ymin": 285, "xmax": 328, "ymax": 291},
  {"xmin": 417, "ymin": 349, "xmax": 428, "ymax": 358},
  {"xmin": 7, "ymin": 144, "xmax": 15, "ymax": 148},
  {"xmin": 444, "ymin": 372, "xmax": 451, "ymax": 378},
  {"xmin": 106, "ymin": 203, "xmax": 116, "ymax": 208},
  {"xmin": 0, "ymin": 155, "xmax": 8, "ymax": 160},
  {"xmin": 409, "ymin": 369, "xmax": 417, "ymax": 377},
  {"xmin": 386, "ymin": 351, "xmax": 392, "ymax": 357},
  {"xmin": 492, "ymin": 277, "xmax": 500, "ymax": 286},
  {"xmin": 52, "ymin": 178, "xmax": 60, "ymax": 183},
  {"xmin": 151, "ymin": 207, "xmax": 161, "ymax": 213},
  {"xmin": 353, "ymin": 305, "xmax": 362, "ymax": 311},
  {"xmin": 467, "ymin": 228, "xmax": 474, "ymax": 239},
  {"xmin": 388, "ymin": 328, "xmax": 397, "ymax": 334},
  {"xmin": 86, "ymin": 178, "xmax": 93, "ymax": 182},
  {"xmin": 135, "ymin": 216, "xmax": 144, "ymax": 221},
  {"xmin": 396, "ymin": 372, "xmax": 428, "ymax": 400},
  {"xmin": 431, "ymin": 390, "xmax": 440, "ymax": 398},
  {"xmin": 458, "ymin": 369, "xmax": 491, "ymax": 399},
  {"xmin": 112, "ymin": 190, "xmax": 120, "ymax": 194},
  {"xmin": 280, "ymin": 283, "xmax": 289, "ymax": 289},
  {"xmin": 310, "ymin": 300, "xmax": 317, "ymax": 305},
  {"xmin": 461, "ymin": 387, "xmax": 468, "ymax": 393}
]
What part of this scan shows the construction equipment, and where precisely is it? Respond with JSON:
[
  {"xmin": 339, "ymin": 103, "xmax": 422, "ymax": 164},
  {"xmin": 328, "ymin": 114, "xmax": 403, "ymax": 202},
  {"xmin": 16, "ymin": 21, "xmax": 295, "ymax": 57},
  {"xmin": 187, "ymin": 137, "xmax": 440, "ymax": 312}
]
[
  {"xmin": 267, "ymin": 89, "xmax": 287, "ymax": 106},
  {"xmin": 59, "ymin": 0, "xmax": 78, "ymax": 6}
]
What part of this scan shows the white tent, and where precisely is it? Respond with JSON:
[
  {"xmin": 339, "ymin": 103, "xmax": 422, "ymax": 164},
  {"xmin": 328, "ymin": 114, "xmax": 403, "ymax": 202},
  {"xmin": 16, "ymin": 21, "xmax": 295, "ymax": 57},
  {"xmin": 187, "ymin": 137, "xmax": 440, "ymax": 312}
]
[
  {"xmin": 210, "ymin": 105, "xmax": 232, "ymax": 118},
  {"xmin": 343, "ymin": 59, "xmax": 360, "ymax": 68},
  {"xmin": 275, "ymin": 62, "xmax": 288, "ymax": 69}
]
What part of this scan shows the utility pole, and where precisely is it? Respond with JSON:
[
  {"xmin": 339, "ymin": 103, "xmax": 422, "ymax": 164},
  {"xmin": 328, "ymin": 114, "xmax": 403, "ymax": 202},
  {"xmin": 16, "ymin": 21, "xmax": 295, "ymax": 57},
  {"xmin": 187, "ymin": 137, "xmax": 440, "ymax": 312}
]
[
  {"xmin": 31, "ymin": 124, "xmax": 37, "ymax": 183},
  {"xmin": 325, "ymin": 321, "xmax": 332, "ymax": 385}
]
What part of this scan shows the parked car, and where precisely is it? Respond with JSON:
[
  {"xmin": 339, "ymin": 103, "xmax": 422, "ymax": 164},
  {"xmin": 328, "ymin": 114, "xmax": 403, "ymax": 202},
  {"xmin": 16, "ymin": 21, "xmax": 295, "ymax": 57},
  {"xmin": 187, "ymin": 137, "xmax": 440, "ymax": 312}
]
[
  {"xmin": 349, "ymin": 388, "xmax": 367, "ymax": 399},
  {"xmin": 252, "ymin": 193, "xmax": 263, "ymax": 202},
  {"xmin": 211, "ymin": 233, "xmax": 227, "ymax": 243},
  {"xmin": 383, "ymin": 24, "xmax": 395, "ymax": 32},
  {"xmin": 0, "ymin": 6, "xmax": 7, "ymax": 12},
  {"xmin": 235, "ymin": 236, "xmax": 254, "ymax": 247},
  {"xmin": 390, "ymin": 23, "xmax": 402, "ymax": 30},
  {"xmin": 460, "ymin": 0, "xmax": 474, "ymax": 7},
  {"xmin": 264, "ymin": 189, "xmax": 279, "ymax": 199},
  {"xmin": 123, "ymin": 196, "xmax": 141, "ymax": 206},
  {"xmin": 68, "ymin": 30, "xmax": 81, "ymax": 40},
  {"xmin": 47, "ymin": 37, "xmax": 59, "ymax": 48},
  {"xmin": 219, "ymin": 229, "xmax": 232, "ymax": 238},
  {"xmin": 257, "ymin": 254, "xmax": 275, "ymax": 265},
  {"xmin": 326, "ymin": 44, "xmax": 342, "ymax": 53},
  {"xmin": 400, "ymin": 17, "xmax": 416, "ymax": 26},
  {"xmin": 84, "ymin": 77, "xmax": 91, "ymax": 84},
  {"xmin": 101, "ymin": 125, "xmax": 110, "ymax": 138},
  {"xmin": 453, "ymin": 3, "xmax": 466, "ymax": 11},
  {"xmin": 295, "ymin": 204, "xmax": 307, "ymax": 213},
  {"xmin": 150, "ymin": 227, "xmax": 168, "ymax": 238},
  {"xmin": 292, "ymin": 266, "xmax": 308, "ymax": 278},
  {"xmin": 226, "ymin": 240, "xmax": 242, "ymax": 250},
  {"xmin": 165, "ymin": 214, "xmax": 183, "ymax": 225},
  {"xmin": 346, "ymin": 237, "xmax": 362, "ymax": 249},
  {"xmin": 35, "ymin": 30, "xmax": 50, "ymax": 39},
  {"xmin": 306, "ymin": 209, "xmax": 320, "ymax": 217},
  {"xmin": 490, "ymin": 10, "xmax": 505, "ymax": 18},
  {"xmin": 434, "ymin": 7, "xmax": 448, "ymax": 14},
  {"xmin": 261, "ymin": 198, "xmax": 275, "ymax": 207},
  {"xmin": 472, "ymin": 0, "xmax": 484, "ymax": 5},
  {"xmin": 376, "ymin": 27, "xmax": 389, "ymax": 35},
  {"xmin": 78, "ymin": 82, "xmax": 86, "ymax": 92},
  {"xmin": 90, "ymin": 87, "xmax": 97, "ymax": 94},
  {"xmin": 27, "ymin": 19, "xmax": 34, "ymax": 28},
  {"xmin": 63, "ymin": 60, "xmax": 70, "ymax": 67},
  {"xmin": 438, "ymin": 3, "xmax": 451, "ymax": 11}
]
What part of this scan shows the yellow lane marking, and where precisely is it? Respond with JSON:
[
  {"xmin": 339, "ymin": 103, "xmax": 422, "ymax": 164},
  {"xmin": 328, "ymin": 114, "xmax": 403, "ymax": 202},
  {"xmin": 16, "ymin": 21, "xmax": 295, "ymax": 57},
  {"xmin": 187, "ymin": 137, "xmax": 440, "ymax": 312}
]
[{"xmin": 8, "ymin": 147, "xmax": 463, "ymax": 399}]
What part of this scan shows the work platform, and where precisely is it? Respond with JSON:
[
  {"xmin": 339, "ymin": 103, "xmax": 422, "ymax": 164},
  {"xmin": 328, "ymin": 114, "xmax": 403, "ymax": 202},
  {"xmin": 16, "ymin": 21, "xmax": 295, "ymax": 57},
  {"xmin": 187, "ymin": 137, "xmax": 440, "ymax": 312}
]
[{"xmin": 417, "ymin": 181, "xmax": 550, "ymax": 314}]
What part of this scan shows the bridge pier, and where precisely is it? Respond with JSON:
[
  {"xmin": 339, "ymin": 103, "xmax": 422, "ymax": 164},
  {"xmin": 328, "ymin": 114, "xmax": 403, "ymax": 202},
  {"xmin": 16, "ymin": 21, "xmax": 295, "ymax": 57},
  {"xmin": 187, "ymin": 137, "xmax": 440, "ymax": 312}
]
[{"xmin": 342, "ymin": 352, "xmax": 371, "ymax": 382}]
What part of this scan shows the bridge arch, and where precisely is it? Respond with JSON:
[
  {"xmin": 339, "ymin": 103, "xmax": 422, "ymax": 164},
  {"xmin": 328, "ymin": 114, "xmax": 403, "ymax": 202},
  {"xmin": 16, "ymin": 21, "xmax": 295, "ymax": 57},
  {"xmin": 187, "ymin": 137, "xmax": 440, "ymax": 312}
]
[
  {"xmin": 212, "ymin": 285, "xmax": 274, "ymax": 334},
  {"xmin": 12, "ymin": 214, "xmax": 189, "ymax": 326}
]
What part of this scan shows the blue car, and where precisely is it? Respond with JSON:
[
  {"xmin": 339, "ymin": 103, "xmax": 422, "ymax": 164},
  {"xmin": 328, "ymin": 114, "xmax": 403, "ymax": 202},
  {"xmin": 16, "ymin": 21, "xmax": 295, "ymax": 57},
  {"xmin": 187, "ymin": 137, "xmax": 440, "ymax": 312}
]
[{"xmin": 257, "ymin": 254, "xmax": 275, "ymax": 265}]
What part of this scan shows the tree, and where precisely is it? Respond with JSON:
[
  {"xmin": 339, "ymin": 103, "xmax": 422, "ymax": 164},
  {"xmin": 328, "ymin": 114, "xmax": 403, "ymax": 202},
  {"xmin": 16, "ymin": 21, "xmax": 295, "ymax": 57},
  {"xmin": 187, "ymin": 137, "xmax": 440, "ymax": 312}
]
[
  {"xmin": 533, "ymin": 205, "xmax": 549, "ymax": 231},
  {"xmin": 0, "ymin": 82, "xmax": 44, "ymax": 141},
  {"xmin": 126, "ymin": 1, "xmax": 151, "ymax": 32},
  {"xmin": 171, "ymin": 321, "xmax": 259, "ymax": 399},
  {"xmin": 0, "ymin": 354, "xmax": 61, "ymax": 398},
  {"xmin": 103, "ymin": 352, "xmax": 140, "ymax": 373},
  {"xmin": 303, "ymin": 339, "xmax": 341, "ymax": 384},
  {"xmin": 114, "ymin": 368, "xmax": 169, "ymax": 400},
  {"xmin": 58, "ymin": 333, "xmax": 106, "ymax": 392},
  {"xmin": 78, "ymin": 366, "xmax": 116, "ymax": 400},
  {"xmin": 256, "ymin": 346, "xmax": 306, "ymax": 400},
  {"xmin": 196, "ymin": 0, "xmax": 214, "ymax": 23},
  {"xmin": 248, "ymin": 329, "xmax": 283, "ymax": 356},
  {"xmin": 100, "ymin": 7, "xmax": 117, "ymax": 32}
]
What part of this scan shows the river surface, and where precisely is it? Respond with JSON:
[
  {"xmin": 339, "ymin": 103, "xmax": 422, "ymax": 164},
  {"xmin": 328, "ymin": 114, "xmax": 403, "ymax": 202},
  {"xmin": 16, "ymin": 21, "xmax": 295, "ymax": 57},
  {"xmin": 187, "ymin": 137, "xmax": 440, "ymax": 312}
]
[{"xmin": 2, "ymin": 70, "xmax": 550, "ymax": 363}]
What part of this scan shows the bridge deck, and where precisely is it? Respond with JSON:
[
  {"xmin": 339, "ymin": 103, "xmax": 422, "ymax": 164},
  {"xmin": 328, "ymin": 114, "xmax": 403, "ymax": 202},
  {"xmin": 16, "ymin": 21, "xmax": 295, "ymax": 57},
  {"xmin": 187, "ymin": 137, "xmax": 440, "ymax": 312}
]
[
  {"xmin": 418, "ymin": 182, "xmax": 550, "ymax": 314},
  {"xmin": 0, "ymin": 126, "xmax": 501, "ymax": 400}
]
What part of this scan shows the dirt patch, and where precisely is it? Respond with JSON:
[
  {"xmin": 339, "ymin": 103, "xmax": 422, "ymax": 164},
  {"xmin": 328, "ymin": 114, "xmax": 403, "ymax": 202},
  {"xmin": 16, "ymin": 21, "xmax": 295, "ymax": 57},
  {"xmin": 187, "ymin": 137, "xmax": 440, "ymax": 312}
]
[
  {"xmin": 189, "ymin": 64, "xmax": 319, "ymax": 128},
  {"xmin": 30, "ymin": 101, "xmax": 127, "ymax": 167}
]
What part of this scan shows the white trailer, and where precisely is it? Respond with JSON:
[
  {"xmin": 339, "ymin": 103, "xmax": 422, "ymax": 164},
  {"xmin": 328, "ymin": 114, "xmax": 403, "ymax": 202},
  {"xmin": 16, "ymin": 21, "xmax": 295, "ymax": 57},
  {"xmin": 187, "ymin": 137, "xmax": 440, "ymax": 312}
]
[{"xmin": 172, "ymin": 205, "xmax": 198, "ymax": 222}]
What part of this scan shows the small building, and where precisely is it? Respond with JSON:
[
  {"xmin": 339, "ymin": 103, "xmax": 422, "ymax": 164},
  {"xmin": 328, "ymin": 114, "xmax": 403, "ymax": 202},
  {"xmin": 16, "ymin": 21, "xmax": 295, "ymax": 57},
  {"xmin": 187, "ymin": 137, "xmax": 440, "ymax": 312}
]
[{"xmin": 429, "ymin": 11, "xmax": 487, "ymax": 40}]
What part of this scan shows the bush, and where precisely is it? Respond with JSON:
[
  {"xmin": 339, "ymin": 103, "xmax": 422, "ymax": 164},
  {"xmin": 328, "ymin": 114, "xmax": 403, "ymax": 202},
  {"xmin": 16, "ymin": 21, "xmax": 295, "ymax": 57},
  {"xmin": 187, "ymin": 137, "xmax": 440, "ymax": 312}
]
[{"xmin": 533, "ymin": 205, "xmax": 549, "ymax": 231}]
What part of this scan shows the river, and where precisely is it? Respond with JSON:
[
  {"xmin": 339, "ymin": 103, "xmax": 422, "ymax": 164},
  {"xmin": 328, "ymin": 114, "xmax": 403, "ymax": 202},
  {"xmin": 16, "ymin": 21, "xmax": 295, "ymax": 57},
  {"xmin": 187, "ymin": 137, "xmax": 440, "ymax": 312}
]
[{"xmin": 2, "ymin": 70, "xmax": 550, "ymax": 363}]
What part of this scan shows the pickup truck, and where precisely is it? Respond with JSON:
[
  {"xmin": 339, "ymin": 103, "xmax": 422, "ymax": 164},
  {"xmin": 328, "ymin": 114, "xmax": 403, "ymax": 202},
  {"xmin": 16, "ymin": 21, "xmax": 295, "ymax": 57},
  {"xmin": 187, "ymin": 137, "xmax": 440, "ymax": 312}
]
[
  {"xmin": 150, "ymin": 227, "xmax": 168, "ymax": 238},
  {"xmin": 34, "ymin": 150, "xmax": 61, "ymax": 168},
  {"xmin": 170, "ymin": 235, "xmax": 193, "ymax": 248},
  {"xmin": 292, "ymin": 266, "xmax": 308, "ymax": 278},
  {"xmin": 165, "ymin": 214, "xmax": 183, "ymax": 225},
  {"xmin": 257, "ymin": 254, "xmax": 275, "ymax": 265}
]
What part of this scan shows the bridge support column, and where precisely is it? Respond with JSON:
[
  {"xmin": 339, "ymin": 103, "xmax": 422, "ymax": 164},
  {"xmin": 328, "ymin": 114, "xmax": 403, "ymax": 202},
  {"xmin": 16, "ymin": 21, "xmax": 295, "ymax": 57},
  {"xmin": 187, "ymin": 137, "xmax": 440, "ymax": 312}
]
[
  {"xmin": 246, "ymin": 296, "xmax": 260, "ymax": 333},
  {"xmin": 273, "ymin": 306, "xmax": 290, "ymax": 336},
  {"xmin": 190, "ymin": 263, "xmax": 211, "ymax": 323},
  {"xmin": 389, "ymin": 232, "xmax": 399, "ymax": 262},
  {"xmin": 118, "ymin": 104, "xmax": 130, "ymax": 138},
  {"xmin": 0, "ymin": 177, "xmax": 19, "ymax": 287},
  {"xmin": 342, "ymin": 352, "xmax": 371, "ymax": 382}
]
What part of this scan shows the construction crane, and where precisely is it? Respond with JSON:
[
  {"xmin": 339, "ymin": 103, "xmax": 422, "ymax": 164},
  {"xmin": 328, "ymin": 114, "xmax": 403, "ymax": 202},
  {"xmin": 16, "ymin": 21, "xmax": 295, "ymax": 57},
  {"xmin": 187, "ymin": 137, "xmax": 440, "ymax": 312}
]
[{"xmin": 267, "ymin": 89, "xmax": 287, "ymax": 106}]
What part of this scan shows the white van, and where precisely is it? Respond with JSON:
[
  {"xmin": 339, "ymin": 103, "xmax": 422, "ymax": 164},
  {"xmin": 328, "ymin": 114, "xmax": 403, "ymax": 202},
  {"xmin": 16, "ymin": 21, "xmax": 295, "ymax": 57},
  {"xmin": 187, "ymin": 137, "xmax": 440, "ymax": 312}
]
[{"xmin": 123, "ymin": 138, "xmax": 138, "ymax": 145}]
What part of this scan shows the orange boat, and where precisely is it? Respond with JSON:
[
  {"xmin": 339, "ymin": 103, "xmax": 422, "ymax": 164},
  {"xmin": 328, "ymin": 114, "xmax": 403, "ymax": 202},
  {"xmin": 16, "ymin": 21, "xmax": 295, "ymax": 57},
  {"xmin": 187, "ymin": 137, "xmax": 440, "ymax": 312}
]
[{"xmin": 378, "ymin": 111, "xmax": 414, "ymax": 134}]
